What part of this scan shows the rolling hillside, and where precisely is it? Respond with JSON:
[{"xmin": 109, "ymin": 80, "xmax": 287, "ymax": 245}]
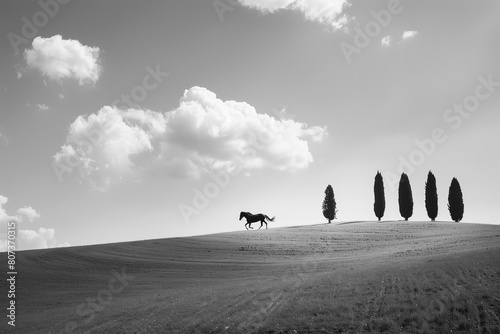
[{"xmin": 4, "ymin": 221, "xmax": 500, "ymax": 333}]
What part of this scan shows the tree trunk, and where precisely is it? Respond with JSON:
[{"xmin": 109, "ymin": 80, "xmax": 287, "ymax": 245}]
[{"xmin": 405, "ymin": 218, "xmax": 408, "ymax": 221}]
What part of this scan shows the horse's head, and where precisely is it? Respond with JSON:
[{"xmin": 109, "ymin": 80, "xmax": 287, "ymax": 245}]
[{"xmin": 239, "ymin": 211, "xmax": 245, "ymax": 220}]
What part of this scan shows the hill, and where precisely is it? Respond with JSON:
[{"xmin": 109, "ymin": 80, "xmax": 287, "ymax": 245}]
[{"xmin": 4, "ymin": 221, "xmax": 500, "ymax": 333}]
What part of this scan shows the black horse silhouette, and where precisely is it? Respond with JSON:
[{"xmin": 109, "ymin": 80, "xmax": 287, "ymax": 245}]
[{"xmin": 239, "ymin": 211, "xmax": 275, "ymax": 230}]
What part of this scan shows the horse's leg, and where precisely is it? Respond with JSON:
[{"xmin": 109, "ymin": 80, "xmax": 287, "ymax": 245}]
[
  {"xmin": 265, "ymin": 221, "xmax": 268, "ymax": 229},
  {"xmin": 258, "ymin": 220, "xmax": 263, "ymax": 230}
]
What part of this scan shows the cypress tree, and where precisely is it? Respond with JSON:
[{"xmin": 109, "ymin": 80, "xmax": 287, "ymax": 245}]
[
  {"xmin": 398, "ymin": 173, "xmax": 413, "ymax": 221},
  {"xmin": 448, "ymin": 177, "xmax": 464, "ymax": 222},
  {"xmin": 373, "ymin": 171, "xmax": 385, "ymax": 221},
  {"xmin": 425, "ymin": 171, "xmax": 438, "ymax": 221},
  {"xmin": 322, "ymin": 185, "xmax": 337, "ymax": 223}
]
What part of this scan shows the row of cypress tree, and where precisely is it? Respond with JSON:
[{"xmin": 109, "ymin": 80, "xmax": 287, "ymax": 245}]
[
  {"xmin": 322, "ymin": 171, "xmax": 464, "ymax": 223},
  {"xmin": 376, "ymin": 171, "xmax": 464, "ymax": 222}
]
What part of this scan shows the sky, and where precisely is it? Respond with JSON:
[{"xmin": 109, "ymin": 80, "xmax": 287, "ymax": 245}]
[{"xmin": 0, "ymin": 0, "xmax": 499, "ymax": 251}]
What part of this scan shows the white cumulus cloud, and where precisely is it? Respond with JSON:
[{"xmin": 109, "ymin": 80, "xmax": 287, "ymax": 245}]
[
  {"xmin": 17, "ymin": 206, "xmax": 41, "ymax": 222},
  {"xmin": 53, "ymin": 106, "xmax": 155, "ymax": 189},
  {"xmin": 0, "ymin": 195, "xmax": 68, "ymax": 251},
  {"xmin": 24, "ymin": 35, "xmax": 101, "ymax": 85},
  {"xmin": 17, "ymin": 228, "xmax": 69, "ymax": 251},
  {"xmin": 239, "ymin": 0, "xmax": 351, "ymax": 30},
  {"xmin": 0, "ymin": 196, "xmax": 16, "ymax": 224},
  {"xmin": 53, "ymin": 86, "xmax": 327, "ymax": 190}
]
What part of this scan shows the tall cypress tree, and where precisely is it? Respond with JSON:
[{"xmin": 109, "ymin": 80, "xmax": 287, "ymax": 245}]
[
  {"xmin": 398, "ymin": 173, "xmax": 413, "ymax": 221},
  {"xmin": 373, "ymin": 171, "xmax": 385, "ymax": 221},
  {"xmin": 322, "ymin": 185, "xmax": 337, "ymax": 224},
  {"xmin": 448, "ymin": 177, "xmax": 464, "ymax": 222},
  {"xmin": 425, "ymin": 171, "xmax": 438, "ymax": 221}
]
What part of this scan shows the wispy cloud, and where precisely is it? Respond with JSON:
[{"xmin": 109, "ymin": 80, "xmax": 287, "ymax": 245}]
[
  {"xmin": 381, "ymin": 31, "xmax": 417, "ymax": 47},
  {"xmin": 15, "ymin": 63, "xmax": 26, "ymax": 79},
  {"xmin": 37, "ymin": 103, "xmax": 49, "ymax": 111},
  {"xmin": 0, "ymin": 131, "xmax": 7, "ymax": 145},
  {"xmin": 53, "ymin": 86, "xmax": 327, "ymax": 190},
  {"xmin": 24, "ymin": 35, "xmax": 102, "ymax": 85}
]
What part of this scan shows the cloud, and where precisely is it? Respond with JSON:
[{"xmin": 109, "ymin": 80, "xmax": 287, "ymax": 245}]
[
  {"xmin": 0, "ymin": 196, "xmax": 17, "ymax": 225},
  {"xmin": 0, "ymin": 195, "xmax": 68, "ymax": 251},
  {"xmin": 53, "ymin": 86, "xmax": 327, "ymax": 190},
  {"xmin": 0, "ymin": 131, "xmax": 7, "ymax": 145},
  {"xmin": 0, "ymin": 196, "xmax": 22, "ymax": 229},
  {"xmin": 37, "ymin": 103, "xmax": 49, "ymax": 111},
  {"xmin": 0, "ymin": 227, "xmax": 70, "ymax": 251},
  {"xmin": 402, "ymin": 30, "xmax": 418, "ymax": 40},
  {"xmin": 16, "ymin": 228, "xmax": 69, "ymax": 251},
  {"xmin": 381, "ymin": 35, "xmax": 393, "ymax": 46},
  {"xmin": 272, "ymin": 107, "xmax": 295, "ymax": 121},
  {"xmin": 17, "ymin": 206, "xmax": 41, "ymax": 222},
  {"xmin": 15, "ymin": 63, "xmax": 26, "ymax": 79},
  {"xmin": 381, "ymin": 32, "xmax": 417, "ymax": 47},
  {"xmin": 53, "ymin": 107, "xmax": 156, "ymax": 189},
  {"xmin": 24, "ymin": 35, "xmax": 101, "ymax": 85},
  {"xmin": 239, "ymin": 0, "xmax": 351, "ymax": 30}
]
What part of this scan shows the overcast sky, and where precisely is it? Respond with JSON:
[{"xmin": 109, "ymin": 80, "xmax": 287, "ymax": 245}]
[{"xmin": 1, "ymin": 0, "xmax": 499, "ymax": 250}]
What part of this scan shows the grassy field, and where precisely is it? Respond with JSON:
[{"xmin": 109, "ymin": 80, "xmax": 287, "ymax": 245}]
[{"xmin": 3, "ymin": 221, "xmax": 500, "ymax": 333}]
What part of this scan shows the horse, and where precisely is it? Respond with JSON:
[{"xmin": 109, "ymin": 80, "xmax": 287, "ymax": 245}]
[{"xmin": 239, "ymin": 211, "xmax": 275, "ymax": 230}]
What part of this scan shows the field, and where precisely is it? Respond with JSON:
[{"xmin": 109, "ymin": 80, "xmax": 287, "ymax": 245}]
[{"xmin": 4, "ymin": 221, "xmax": 500, "ymax": 333}]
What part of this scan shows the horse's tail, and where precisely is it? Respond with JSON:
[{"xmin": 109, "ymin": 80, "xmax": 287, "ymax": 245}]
[{"xmin": 265, "ymin": 215, "xmax": 275, "ymax": 222}]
